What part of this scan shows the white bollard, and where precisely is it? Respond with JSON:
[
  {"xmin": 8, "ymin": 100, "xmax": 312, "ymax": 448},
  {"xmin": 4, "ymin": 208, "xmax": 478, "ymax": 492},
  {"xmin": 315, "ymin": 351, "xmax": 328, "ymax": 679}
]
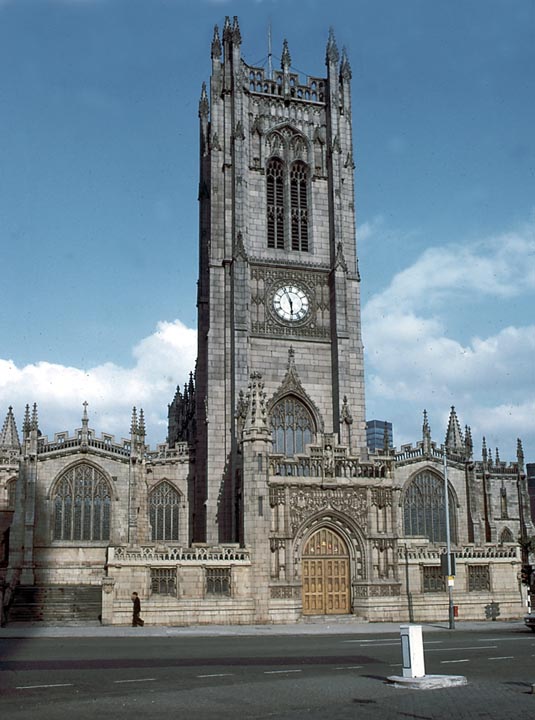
[{"xmin": 400, "ymin": 624, "xmax": 426, "ymax": 678}]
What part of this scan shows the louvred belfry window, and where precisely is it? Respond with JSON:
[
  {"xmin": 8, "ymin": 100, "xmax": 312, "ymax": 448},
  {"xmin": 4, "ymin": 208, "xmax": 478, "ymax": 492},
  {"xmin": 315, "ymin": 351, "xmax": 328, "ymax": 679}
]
[
  {"xmin": 290, "ymin": 161, "xmax": 309, "ymax": 251},
  {"xmin": 267, "ymin": 158, "xmax": 284, "ymax": 249}
]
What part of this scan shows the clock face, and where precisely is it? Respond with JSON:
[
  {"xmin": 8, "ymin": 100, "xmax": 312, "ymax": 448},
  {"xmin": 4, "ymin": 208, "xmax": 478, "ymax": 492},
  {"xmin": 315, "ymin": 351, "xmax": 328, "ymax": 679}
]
[{"xmin": 273, "ymin": 285, "xmax": 310, "ymax": 323}]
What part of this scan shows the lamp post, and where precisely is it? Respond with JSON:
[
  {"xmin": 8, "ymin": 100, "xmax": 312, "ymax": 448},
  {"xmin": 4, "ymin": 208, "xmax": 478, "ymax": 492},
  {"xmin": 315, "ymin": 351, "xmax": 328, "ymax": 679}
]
[
  {"xmin": 404, "ymin": 544, "xmax": 414, "ymax": 623},
  {"xmin": 443, "ymin": 448, "xmax": 455, "ymax": 630}
]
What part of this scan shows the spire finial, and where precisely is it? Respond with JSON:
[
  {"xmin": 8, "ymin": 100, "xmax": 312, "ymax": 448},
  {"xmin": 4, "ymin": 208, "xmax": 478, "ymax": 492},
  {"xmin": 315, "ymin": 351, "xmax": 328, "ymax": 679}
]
[
  {"xmin": 0, "ymin": 406, "xmax": 21, "ymax": 450},
  {"xmin": 232, "ymin": 16, "xmax": 241, "ymax": 45},
  {"xmin": 130, "ymin": 407, "xmax": 138, "ymax": 435},
  {"xmin": 340, "ymin": 46, "xmax": 352, "ymax": 80},
  {"xmin": 517, "ymin": 438, "xmax": 525, "ymax": 469},
  {"xmin": 287, "ymin": 346, "xmax": 296, "ymax": 370},
  {"xmin": 31, "ymin": 402, "xmax": 38, "ymax": 432},
  {"xmin": 211, "ymin": 24, "xmax": 221, "ymax": 58},
  {"xmin": 326, "ymin": 27, "xmax": 339, "ymax": 65},
  {"xmin": 199, "ymin": 82, "xmax": 209, "ymax": 118},
  {"xmin": 281, "ymin": 38, "xmax": 291, "ymax": 69},
  {"xmin": 139, "ymin": 408, "xmax": 146, "ymax": 438},
  {"xmin": 23, "ymin": 404, "xmax": 31, "ymax": 437}
]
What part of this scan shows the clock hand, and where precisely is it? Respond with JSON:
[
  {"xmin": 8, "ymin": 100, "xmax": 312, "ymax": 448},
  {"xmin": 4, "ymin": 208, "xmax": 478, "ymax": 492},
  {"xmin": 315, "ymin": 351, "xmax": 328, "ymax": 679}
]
[{"xmin": 286, "ymin": 291, "xmax": 293, "ymax": 314}]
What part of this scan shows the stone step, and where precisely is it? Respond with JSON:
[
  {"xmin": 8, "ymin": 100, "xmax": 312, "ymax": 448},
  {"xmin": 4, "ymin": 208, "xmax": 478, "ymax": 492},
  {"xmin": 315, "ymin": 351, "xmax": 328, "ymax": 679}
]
[{"xmin": 9, "ymin": 585, "xmax": 102, "ymax": 623}]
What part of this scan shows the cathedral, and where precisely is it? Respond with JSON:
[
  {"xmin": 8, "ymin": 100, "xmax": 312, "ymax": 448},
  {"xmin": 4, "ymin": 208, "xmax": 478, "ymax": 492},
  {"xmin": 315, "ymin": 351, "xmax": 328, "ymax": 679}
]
[{"xmin": 1, "ymin": 18, "xmax": 532, "ymax": 626}]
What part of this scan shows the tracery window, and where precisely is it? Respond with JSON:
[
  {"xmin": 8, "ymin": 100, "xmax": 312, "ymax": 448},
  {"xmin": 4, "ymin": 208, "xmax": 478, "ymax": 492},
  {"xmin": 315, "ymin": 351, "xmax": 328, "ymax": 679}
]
[
  {"xmin": 403, "ymin": 470, "xmax": 457, "ymax": 543},
  {"xmin": 151, "ymin": 567, "xmax": 177, "ymax": 596},
  {"xmin": 290, "ymin": 161, "xmax": 309, "ymax": 251},
  {"xmin": 267, "ymin": 158, "xmax": 285, "ymax": 249},
  {"xmin": 206, "ymin": 567, "xmax": 231, "ymax": 596},
  {"xmin": 271, "ymin": 396, "xmax": 314, "ymax": 456},
  {"xmin": 7, "ymin": 479, "xmax": 16, "ymax": 510},
  {"xmin": 53, "ymin": 464, "xmax": 111, "ymax": 541},
  {"xmin": 149, "ymin": 481, "xmax": 180, "ymax": 542},
  {"xmin": 468, "ymin": 565, "xmax": 490, "ymax": 592}
]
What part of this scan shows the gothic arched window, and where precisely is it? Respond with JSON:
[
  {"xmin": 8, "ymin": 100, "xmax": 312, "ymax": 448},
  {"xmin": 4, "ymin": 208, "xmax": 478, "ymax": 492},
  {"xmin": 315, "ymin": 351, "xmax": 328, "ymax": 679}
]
[
  {"xmin": 271, "ymin": 396, "xmax": 314, "ymax": 456},
  {"xmin": 149, "ymin": 481, "xmax": 181, "ymax": 542},
  {"xmin": 53, "ymin": 464, "xmax": 111, "ymax": 541},
  {"xmin": 290, "ymin": 161, "xmax": 309, "ymax": 251},
  {"xmin": 499, "ymin": 527, "xmax": 514, "ymax": 544},
  {"xmin": 403, "ymin": 470, "xmax": 457, "ymax": 543},
  {"xmin": 267, "ymin": 158, "xmax": 285, "ymax": 249}
]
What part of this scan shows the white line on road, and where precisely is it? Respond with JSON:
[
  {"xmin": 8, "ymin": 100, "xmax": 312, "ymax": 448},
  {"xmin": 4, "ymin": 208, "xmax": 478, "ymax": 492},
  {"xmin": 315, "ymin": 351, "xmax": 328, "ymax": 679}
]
[
  {"xmin": 440, "ymin": 659, "xmax": 470, "ymax": 664},
  {"xmin": 17, "ymin": 683, "xmax": 74, "ymax": 690},
  {"xmin": 333, "ymin": 666, "xmax": 363, "ymax": 670},
  {"xmin": 197, "ymin": 673, "xmax": 234, "ymax": 678},
  {"xmin": 114, "ymin": 678, "xmax": 156, "ymax": 684},
  {"xmin": 342, "ymin": 641, "xmax": 399, "ymax": 647},
  {"xmin": 488, "ymin": 656, "xmax": 515, "ymax": 660},
  {"xmin": 264, "ymin": 670, "xmax": 303, "ymax": 675},
  {"xmin": 426, "ymin": 645, "xmax": 497, "ymax": 652}
]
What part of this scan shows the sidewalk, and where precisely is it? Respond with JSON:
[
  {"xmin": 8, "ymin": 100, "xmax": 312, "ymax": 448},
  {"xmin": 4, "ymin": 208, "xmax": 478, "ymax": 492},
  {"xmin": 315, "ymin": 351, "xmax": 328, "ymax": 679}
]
[{"xmin": 0, "ymin": 618, "xmax": 527, "ymax": 638}]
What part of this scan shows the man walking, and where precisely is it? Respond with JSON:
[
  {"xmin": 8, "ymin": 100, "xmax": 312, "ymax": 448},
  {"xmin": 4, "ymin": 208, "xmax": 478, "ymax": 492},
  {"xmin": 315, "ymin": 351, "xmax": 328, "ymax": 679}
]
[{"xmin": 131, "ymin": 591, "xmax": 144, "ymax": 626}]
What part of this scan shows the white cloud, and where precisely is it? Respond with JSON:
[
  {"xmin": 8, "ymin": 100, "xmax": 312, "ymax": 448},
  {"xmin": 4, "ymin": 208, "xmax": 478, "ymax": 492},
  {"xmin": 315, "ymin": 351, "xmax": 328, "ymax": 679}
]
[
  {"xmin": 0, "ymin": 319, "xmax": 197, "ymax": 448},
  {"xmin": 367, "ymin": 221, "xmax": 535, "ymax": 318},
  {"xmin": 363, "ymin": 218, "xmax": 535, "ymax": 459}
]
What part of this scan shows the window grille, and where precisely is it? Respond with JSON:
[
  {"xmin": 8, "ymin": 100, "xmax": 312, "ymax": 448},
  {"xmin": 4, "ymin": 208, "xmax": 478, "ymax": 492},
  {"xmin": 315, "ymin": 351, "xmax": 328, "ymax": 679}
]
[
  {"xmin": 270, "ymin": 396, "xmax": 314, "ymax": 456},
  {"xmin": 151, "ymin": 567, "xmax": 177, "ymax": 596},
  {"xmin": 403, "ymin": 470, "xmax": 457, "ymax": 543},
  {"xmin": 53, "ymin": 464, "xmax": 111, "ymax": 541},
  {"xmin": 149, "ymin": 482, "xmax": 180, "ymax": 541},
  {"xmin": 266, "ymin": 158, "xmax": 284, "ymax": 249},
  {"xmin": 290, "ymin": 161, "xmax": 308, "ymax": 251},
  {"xmin": 468, "ymin": 565, "xmax": 490, "ymax": 592},
  {"xmin": 206, "ymin": 567, "xmax": 231, "ymax": 597},
  {"xmin": 423, "ymin": 566, "xmax": 446, "ymax": 593}
]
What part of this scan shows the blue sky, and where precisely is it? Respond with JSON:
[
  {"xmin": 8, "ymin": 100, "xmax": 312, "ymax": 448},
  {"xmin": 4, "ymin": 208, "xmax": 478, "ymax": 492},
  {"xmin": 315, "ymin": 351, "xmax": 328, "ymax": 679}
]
[{"xmin": 1, "ymin": 0, "xmax": 534, "ymax": 461}]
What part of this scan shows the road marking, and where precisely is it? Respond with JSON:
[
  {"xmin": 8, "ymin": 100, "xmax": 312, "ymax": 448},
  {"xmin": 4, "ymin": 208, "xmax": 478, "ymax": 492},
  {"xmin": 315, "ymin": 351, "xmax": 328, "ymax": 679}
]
[
  {"xmin": 441, "ymin": 659, "xmax": 470, "ymax": 664},
  {"xmin": 488, "ymin": 656, "xmax": 514, "ymax": 660},
  {"xmin": 334, "ymin": 665, "xmax": 363, "ymax": 670},
  {"xmin": 264, "ymin": 670, "xmax": 303, "ymax": 675},
  {"xmin": 426, "ymin": 645, "xmax": 497, "ymax": 652},
  {"xmin": 197, "ymin": 673, "xmax": 234, "ymax": 678},
  {"xmin": 342, "ymin": 641, "xmax": 399, "ymax": 647},
  {"xmin": 17, "ymin": 683, "xmax": 73, "ymax": 690},
  {"xmin": 114, "ymin": 678, "xmax": 156, "ymax": 684}
]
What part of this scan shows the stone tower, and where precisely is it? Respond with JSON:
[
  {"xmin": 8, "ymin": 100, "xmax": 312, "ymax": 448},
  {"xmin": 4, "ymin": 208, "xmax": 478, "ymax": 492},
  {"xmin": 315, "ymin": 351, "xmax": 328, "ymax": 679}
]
[{"xmin": 194, "ymin": 18, "xmax": 366, "ymax": 545}]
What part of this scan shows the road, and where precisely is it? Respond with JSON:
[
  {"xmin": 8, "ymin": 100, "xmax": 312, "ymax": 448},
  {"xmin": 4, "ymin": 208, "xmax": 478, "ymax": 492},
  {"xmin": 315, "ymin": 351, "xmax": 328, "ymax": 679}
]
[{"xmin": 1, "ymin": 627, "xmax": 535, "ymax": 719}]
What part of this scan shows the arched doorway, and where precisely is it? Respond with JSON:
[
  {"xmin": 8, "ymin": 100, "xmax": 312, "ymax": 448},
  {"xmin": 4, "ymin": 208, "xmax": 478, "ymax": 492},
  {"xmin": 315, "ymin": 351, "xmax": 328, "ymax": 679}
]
[{"xmin": 302, "ymin": 527, "xmax": 350, "ymax": 615}]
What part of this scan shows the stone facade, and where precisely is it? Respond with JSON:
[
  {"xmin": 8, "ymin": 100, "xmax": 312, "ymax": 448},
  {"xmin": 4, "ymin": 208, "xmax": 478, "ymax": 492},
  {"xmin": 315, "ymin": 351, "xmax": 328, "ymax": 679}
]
[{"xmin": 1, "ymin": 17, "xmax": 533, "ymax": 626}]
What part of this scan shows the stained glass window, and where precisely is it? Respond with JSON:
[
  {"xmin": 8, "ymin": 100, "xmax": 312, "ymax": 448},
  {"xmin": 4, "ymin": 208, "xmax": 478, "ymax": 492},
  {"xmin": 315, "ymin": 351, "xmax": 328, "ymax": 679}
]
[
  {"xmin": 149, "ymin": 482, "xmax": 180, "ymax": 542},
  {"xmin": 403, "ymin": 470, "xmax": 457, "ymax": 543},
  {"xmin": 271, "ymin": 396, "xmax": 314, "ymax": 456},
  {"xmin": 53, "ymin": 464, "xmax": 111, "ymax": 541}
]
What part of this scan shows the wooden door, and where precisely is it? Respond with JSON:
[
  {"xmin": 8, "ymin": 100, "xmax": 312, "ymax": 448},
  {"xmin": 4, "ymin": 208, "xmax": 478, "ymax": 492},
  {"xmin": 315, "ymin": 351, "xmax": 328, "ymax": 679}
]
[{"xmin": 302, "ymin": 528, "xmax": 350, "ymax": 615}]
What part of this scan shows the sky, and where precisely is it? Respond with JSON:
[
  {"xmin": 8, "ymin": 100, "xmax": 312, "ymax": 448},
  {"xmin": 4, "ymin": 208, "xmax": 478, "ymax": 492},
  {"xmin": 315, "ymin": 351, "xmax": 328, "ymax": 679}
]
[{"xmin": 0, "ymin": 0, "xmax": 534, "ymax": 461}]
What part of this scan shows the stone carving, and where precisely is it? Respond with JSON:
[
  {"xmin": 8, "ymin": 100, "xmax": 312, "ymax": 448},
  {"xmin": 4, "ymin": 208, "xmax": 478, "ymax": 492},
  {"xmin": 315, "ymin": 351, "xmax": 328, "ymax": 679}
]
[
  {"xmin": 270, "ymin": 586, "xmax": 300, "ymax": 599},
  {"xmin": 371, "ymin": 488, "xmax": 392, "ymax": 508},
  {"xmin": 289, "ymin": 487, "xmax": 368, "ymax": 534}
]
